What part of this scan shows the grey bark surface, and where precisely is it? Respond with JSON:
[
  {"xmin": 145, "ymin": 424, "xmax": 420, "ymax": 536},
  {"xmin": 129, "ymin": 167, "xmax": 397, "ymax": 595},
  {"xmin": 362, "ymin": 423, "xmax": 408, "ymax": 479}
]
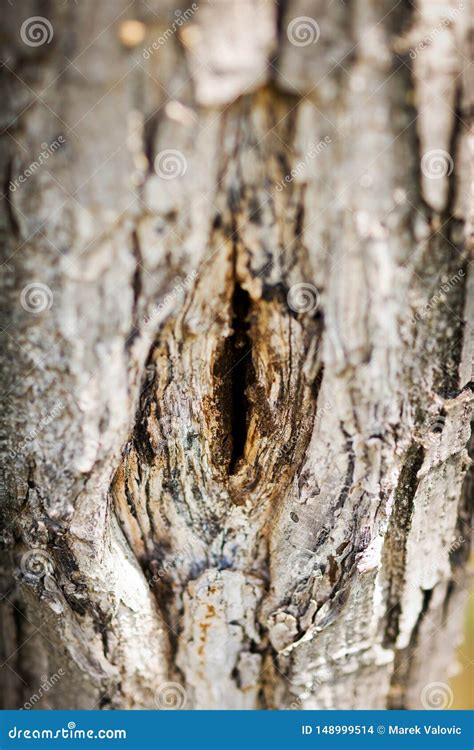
[{"xmin": 0, "ymin": 0, "xmax": 472, "ymax": 710}]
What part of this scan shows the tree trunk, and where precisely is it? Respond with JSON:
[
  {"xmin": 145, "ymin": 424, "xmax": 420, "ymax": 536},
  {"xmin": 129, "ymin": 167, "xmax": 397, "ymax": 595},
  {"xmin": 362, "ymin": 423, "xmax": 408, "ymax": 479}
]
[{"xmin": 0, "ymin": 0, "xmax": 472, "ymax": 711}]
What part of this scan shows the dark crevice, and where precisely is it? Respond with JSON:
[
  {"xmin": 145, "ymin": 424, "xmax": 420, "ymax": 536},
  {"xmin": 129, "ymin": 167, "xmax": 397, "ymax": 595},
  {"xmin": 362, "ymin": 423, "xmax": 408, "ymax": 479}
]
[
  {"xmin": 211, "ymin": 272, "xmax": 258, "ymax": 478},
  {"xmin": 143, "ymin": 111, "xmax": 163, "ymax": 175},
  {"xmin": 442, "ymin": 579, "xmax": 455, "ymax": 624},
  {"xmin": 10, "ymin": 604, "xmax": 30, "ymax": 706},
  {"xmin": 227, "ymin": 283, "xmax": 254, "ymax": 474},
  {"xmin": 431, "ymin": 251, "xmax": 468, "ymax": 399},
  {"xmin": 390, "ymin": 8, "xmax": 430, "ymax": 220},
  {"xmin": 335, "ymin": 426, "xmax": 355, "ymax": 510},
  {"xmin": 131, "ymin": 230, "xmax": 143, "ymax": 316},
  {"xmin": 100, "ymin": 623, "xmax": 109, "ymax": 658},
  {"xmin": 3, "ymin": 157, "xmax": 21, "ymax": 241},
  {"xmin": 98, "ymin": 694, "xmax": 112, "ymax": 709},
  {"xmin": 125, "ymin": 229, "xmax": 143, "ymax": 351},
  {"xmin": 147, "ymin": 559, "xmax": 185, "ymax": 681},
  {"xmin": 294, "ymin": 201, "xmax": 305, "ymax": 240},
  {"xmin": 275, "ymin": 0, "xmax": 288, "ymax": 39},
  {"xmin": 132, "ymin": 359, "xmax": 159, "ymax": 466},
  {"xmin": 445, "ymin": 85, "xmax": 463, "ymax": 218},
  {"xmin": 383, "ymin": 442, "xmax": 425, "ymax": 649},
  {"xmin": 447, "ymin": 418, "xmax": 473, "ymax": 595},
  {"xmin": 388, "ymin": 588, "xmax": 433, "ymax": 709}
]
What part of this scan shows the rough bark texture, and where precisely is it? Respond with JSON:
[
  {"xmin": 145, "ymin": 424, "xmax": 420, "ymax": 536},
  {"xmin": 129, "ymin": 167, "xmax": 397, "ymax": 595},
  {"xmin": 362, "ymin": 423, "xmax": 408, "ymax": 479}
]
[{"xmin": 0, "ymin": 0, "xmax": 472, "ymax": 711}]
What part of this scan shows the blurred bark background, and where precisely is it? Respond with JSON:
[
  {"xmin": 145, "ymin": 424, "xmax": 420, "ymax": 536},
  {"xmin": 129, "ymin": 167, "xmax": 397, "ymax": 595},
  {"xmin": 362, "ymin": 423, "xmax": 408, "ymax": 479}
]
[{"xmin": 0, "ymin": 0, "xmax": 472, "ymax": 710}]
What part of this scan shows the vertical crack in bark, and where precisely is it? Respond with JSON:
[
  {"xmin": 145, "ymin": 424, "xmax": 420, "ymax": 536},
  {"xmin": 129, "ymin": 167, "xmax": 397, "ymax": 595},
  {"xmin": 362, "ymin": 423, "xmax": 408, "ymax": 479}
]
[
  {"xmin": 445, "ymin": 85, "xmax": 463, "ymax": 219},
  {"xmin": 275, "ymin": 0, "xmax": 288, "ymax": 41},
  {"xmin": 429, "ymin": 247, "xmax": 468, "ymax": 399},
  {"xmin": 336, "ymin": 426, "xmax": 355, "ymax": 510},
  {"xmin": 3, "ymin": 158, "xmax": 20, "ymax": 241},
  {"xmin": 6, "ymin": 602, "xmax": 31, "ymax": 709},
  {"xmin": 143, "ymin": 110, "xmax": 163, "ymax": 177},
  {"xmin": 388, "ymin": 588, "xmax": 433, "ymax": 709},
  {"xmin": 227, "ymin": 283, "xmax": 254, "ymax": 474},
  {"xmin": 0, "ymin": 0, "xmax": 471, "ymax": 711},
  {"xmin": 126, "ymin": 229, "xmax": 143, "ymax": 350},
  {"xmin": 382, "ymin": 442, "xmax": 425, "ymax": 648}
]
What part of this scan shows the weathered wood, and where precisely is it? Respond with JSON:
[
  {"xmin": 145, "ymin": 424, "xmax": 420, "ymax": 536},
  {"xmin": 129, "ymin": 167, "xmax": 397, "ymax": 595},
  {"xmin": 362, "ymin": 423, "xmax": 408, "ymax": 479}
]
[{"xmin": 0, "ymin": 0, "xmax": 472, "ymax": 710}]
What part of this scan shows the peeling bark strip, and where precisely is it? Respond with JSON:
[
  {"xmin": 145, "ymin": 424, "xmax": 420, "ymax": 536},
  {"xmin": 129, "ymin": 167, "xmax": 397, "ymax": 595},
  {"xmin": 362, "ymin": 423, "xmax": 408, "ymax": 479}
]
[{"xmin": 0, "ymin": 0, "xmax": 472, "ymax": 710}]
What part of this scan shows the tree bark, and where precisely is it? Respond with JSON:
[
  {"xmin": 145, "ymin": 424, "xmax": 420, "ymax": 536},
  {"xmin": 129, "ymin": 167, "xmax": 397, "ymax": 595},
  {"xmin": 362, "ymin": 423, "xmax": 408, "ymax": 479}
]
[{"xmin": 0, "ymin": 0, "xmax": 472, "ymax": 711}]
